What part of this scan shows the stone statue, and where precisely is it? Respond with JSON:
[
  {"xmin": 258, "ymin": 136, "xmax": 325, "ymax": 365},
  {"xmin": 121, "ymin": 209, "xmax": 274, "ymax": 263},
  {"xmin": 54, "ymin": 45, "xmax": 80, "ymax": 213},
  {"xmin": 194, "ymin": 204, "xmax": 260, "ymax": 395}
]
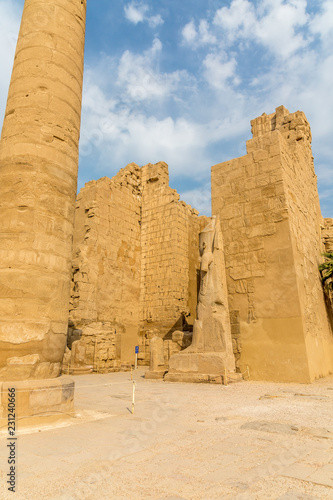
[
  {"xmin": 166, "ymin": 216, "xmax": 236, "ymax": 381},
  {"xmin": 187, "ymin": 217, "xmax": 228, "ymax": 353}
]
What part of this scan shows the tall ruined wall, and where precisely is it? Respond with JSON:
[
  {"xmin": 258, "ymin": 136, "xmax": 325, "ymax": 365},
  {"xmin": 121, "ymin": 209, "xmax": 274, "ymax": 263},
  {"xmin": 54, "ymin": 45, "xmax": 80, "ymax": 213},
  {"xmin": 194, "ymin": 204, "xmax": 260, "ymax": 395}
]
[
  {"xmin": 266, "ymin": 108, "xmax": 332, "ymax": 381},
  {"xmin": 212, "ymin": 106, "xmax": 333, "ymax": 382},
  {"xmin": 69, "ymin": 163, "xmax": 142, "ymax": 371},
  {"xmin": 69, "ymin": 161, "xmax": 205, "ymax": 369},
  {"xmin": 322, "ymin": 219, "xmax": 333, "ymax": 253},
  {"xmin": 138, "ymin": 162, "xmax": 208, "ymax": 364},
  {"xmin": 321, "ymin": 219, "xmax": 333, "ymax": 317}
]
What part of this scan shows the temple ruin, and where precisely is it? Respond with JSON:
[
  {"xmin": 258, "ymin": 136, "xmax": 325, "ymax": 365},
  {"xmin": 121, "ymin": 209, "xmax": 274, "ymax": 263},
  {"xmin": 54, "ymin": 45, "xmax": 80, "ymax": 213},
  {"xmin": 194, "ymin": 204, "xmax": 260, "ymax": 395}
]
[
  {"xmin": 0, "ymin": 0, "xmax": 333, "ymax": 427},
  {"xmin": 67, "ymin": 161, "xmax": 208, "ymax": 373},
  {"xmin": 67, "ymin": 106, "xmax": 333, "ymax": 384}
]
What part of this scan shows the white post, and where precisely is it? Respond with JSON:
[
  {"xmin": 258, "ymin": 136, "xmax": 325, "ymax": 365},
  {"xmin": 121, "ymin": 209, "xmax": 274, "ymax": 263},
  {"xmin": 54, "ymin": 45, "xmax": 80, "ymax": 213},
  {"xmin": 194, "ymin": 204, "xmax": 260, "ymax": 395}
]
[{"xmin": 131, "ymin": 381, "xmax": 136, "ymax": 414}]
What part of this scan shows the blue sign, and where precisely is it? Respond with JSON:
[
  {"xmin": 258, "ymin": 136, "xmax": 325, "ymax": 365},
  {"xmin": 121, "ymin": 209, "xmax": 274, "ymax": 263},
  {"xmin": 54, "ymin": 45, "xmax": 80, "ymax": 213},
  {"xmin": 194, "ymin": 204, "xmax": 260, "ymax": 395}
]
[{"xmin": 135, "ymin": 346, "xmax": 139, "ymax": 354}]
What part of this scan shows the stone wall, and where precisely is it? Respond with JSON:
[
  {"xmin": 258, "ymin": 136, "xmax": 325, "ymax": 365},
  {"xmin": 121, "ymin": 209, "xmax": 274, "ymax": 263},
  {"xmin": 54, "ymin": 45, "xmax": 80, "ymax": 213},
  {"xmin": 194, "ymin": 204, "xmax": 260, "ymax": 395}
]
[
  {"xmin": 69, "ymin": 162, "xmax": 206, "ymax": 369},
  {"xmin": 212, "ymin": 106, "xmax": 333, "ymax": 382},
  {"xmin": 322, "ymin": 219, "xmax": 333, "ymax": 254},
  {"xmin": 321, "ymin": 218, "xmax": 333, "ymax": 316},
  {"xmin": 69, "ymin": 164, "xmax": 142, "ymax": 372},
  {"xmin": 272, "ymin": 109, "xmax": 333, "ymax": 381},
  {"xmin": 138, "ymin": 162, "xmax": 208, "ymax": 364}
]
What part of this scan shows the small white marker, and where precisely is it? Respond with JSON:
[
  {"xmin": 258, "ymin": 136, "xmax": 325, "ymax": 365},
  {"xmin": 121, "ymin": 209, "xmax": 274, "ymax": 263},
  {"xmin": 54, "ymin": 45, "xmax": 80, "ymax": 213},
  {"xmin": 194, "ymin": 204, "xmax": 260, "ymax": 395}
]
[{"xmin": 132, "ymin": 381, "xmax": 136, "ymax": 414}]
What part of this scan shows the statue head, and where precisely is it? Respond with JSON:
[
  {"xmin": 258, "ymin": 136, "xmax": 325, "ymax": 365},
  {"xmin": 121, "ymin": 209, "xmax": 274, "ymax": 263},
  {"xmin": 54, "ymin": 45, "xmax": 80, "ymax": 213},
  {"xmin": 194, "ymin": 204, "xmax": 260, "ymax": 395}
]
[{"xmin": 199, "ymin": 217, "xmax": 216, "ymax": 256}]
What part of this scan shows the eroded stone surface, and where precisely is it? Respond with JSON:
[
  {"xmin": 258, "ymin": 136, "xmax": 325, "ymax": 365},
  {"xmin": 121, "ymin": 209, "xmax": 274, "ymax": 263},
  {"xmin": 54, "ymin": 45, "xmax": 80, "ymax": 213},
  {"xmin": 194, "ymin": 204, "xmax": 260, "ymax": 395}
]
[
  {"xmin": 0, "ymin": 377, "xmax": 74, "ymax": 427},
  {"xmin": 212, "ymin": 105, "xmax": 333, "ymax": 382},
  {"xmin": 0, "ymin": 0, "xmax": 87, "ymax": 381},
  {"xmin": 149, "ymin": 337, "xmax": 165, "ymax": 372},
  {"xmin": 69, "ymin": 162, "xmax": 207, "ymax": 371}
]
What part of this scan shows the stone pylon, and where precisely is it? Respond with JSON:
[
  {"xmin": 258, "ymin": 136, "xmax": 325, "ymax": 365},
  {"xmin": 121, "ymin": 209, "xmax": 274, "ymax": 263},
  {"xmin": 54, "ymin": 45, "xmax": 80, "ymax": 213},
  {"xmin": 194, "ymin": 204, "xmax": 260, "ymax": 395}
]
[{"xmin": 0, "ymin": 0, "xmax": 86, "ymax": 387}]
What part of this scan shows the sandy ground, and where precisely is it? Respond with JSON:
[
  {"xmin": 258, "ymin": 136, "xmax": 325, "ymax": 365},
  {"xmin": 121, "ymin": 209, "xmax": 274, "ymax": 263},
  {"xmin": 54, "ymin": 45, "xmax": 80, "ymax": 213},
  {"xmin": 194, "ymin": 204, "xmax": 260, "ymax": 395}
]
[{"xmin": 0, "ymin": 369, "xmax": 333, "ymax": 500}]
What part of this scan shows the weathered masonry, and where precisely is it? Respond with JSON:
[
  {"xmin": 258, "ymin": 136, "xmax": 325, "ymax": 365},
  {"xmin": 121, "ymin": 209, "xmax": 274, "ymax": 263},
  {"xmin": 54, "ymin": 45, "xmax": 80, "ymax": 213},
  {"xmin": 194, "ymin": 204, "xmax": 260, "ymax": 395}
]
[
  {"xmin": 68, "ymin": 106, "xmax": 333, "ymax": 384},
  {"xmin": 68, "ymin": 161, "xmax": 208, "ymax": 371},
  {"xmin": 212, "ymin": 106, "xmax": 333, "ymax": 383},
  {"xmin": 0, "ymin": 0, "xmax": 87, "ymax": 422}
]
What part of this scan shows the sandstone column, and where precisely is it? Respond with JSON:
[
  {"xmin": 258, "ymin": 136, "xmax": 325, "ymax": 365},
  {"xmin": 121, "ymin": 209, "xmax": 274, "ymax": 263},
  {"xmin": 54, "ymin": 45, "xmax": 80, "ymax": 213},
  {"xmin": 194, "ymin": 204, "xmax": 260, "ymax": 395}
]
[{"xmin": 0, "ymin": 0, "xmax": 87, "ymax": 382}]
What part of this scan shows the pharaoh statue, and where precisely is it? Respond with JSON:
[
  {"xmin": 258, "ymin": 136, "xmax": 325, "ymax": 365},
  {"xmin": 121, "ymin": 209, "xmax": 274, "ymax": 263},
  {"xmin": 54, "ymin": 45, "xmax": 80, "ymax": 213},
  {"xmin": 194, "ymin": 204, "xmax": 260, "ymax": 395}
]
[{"xmin": 166, "ymin": 216, "xmax": 236, "ymax": 381}]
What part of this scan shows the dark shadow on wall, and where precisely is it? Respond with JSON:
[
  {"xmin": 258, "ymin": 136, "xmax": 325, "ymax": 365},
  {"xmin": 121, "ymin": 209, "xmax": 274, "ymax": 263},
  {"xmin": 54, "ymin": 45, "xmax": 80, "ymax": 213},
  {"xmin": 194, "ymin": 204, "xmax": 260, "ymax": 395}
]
[
  {"xmin": 323, "ymin": 291, "xmax": 333, "ymax": 332},
  {"xmin": 163, "ymin": 313, "xmax": 194, "ymax": 341}
]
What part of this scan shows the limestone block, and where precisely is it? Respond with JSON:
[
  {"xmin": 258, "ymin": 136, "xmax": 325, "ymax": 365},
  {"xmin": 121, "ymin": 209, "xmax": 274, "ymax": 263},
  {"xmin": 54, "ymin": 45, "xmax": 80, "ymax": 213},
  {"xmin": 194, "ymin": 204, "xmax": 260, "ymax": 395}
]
[
  {"xmin": 71, "ymin": 341, "xmax": 86, "ymax": 367},
  {"xmin": 149, "ymin": 337, "xmax": 165, "ymax": 372},
  {"xmin": 0, "ymin": 377, "xmax": 74, "ymax": 427},
  {"xmin": 164, "ymin": 372, "xmax": 225, "ymax": 383},
  {"xmin": 145, "ymin": 341, "xmax": 165, "ymax": 379},
  {"xmin": 169, "ymin": 352, "xmax": 226, "ymax": 374}
]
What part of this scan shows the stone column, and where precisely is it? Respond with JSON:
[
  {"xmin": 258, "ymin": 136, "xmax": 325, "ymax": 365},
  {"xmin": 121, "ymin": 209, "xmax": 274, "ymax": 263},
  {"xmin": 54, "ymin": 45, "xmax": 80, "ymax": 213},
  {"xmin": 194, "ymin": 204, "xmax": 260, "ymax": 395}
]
[{"xmin": 0, "ymin": 0, "xmax": 86, "ymax": 382}]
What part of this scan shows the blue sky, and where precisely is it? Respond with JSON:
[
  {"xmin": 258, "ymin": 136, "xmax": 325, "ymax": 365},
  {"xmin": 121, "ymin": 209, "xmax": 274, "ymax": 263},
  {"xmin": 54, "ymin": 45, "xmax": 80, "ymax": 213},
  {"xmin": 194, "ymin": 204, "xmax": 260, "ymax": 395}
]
[{"xmin": 0, "ymin": 0, "xmax": 332, "ymax": 216}]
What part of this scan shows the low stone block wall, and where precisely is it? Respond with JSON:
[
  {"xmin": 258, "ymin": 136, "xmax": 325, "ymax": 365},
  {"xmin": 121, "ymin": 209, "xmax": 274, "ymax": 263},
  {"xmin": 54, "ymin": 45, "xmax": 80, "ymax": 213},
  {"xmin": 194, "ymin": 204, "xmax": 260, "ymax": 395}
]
[{"xmin": 0, "ymin": 377, "xmax": 75, "ymax": 427}]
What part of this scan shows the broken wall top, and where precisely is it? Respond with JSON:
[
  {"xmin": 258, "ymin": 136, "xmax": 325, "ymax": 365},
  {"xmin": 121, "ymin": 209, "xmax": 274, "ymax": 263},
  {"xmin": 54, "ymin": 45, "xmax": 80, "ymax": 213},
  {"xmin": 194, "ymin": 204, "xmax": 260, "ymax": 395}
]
[{"xmin": 247, "ymin": 105, "xmax": 312, "ymax": 154}]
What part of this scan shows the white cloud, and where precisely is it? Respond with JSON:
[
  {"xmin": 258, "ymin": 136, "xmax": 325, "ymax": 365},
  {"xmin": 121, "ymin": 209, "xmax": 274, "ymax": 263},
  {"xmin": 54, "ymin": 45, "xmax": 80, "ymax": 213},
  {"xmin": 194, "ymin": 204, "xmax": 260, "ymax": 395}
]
[
  {"xmin": 254, "ymin": 0, "xmax": 309, "ymax": 58},
  {"xmin": 203, "ymin": 53, "xmax": 238, "ymax": 90},
  {"xmin": 182, "ymin": 19, "xmax": 217, "ymax": 47},
  {"xmin": 148, "ymin": 14, "xmax": 164, "ymax": 29},
  {"xmin": 180, "ymin": 185, "xmax": 212, "ymax": 215},
  {"xmin": 82, "ymin": 75, "xmax": 116, "ymax": 115},
  {"xmin": 80, "ymin": 60, "xmax": 250, "ymax": 189},
  {"xmin": 124, "ymin": 3, "xmax": 147, "ymax": 24},
  {"xmin": 198, "ymin": 20, "xmax": 217, "ymax": 45},
  {"xmin": 116, "ymin": 38, "xmax": 190, "ymax": 102},
  {"xmin": 189, "ymin": 0, "xmax": 309, "ymax": 59},
  {"xmin": 310, "ymin": 0, "xmax": 333, "ymax": 44},
  {"xmin": 79, "ymin": 40, "xmax": 211, "ymax": 181},
  {"xmin": 80, "ymin": 89, "xmax": 216, "ymax": 182},
  {"xmin": 182, "ymin": 20, "xmax": 197, "ymax": 44},
  {"xmin": 213, "ymin": 0, "xmax": 255, "ymax": 40},
  {"xmin": 124, "ymin": 2, "xmax": 164, "ymax": 28},
  {"xmin": 123, "ymin": 116, "xmax": 204, "ymax": 164}
]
